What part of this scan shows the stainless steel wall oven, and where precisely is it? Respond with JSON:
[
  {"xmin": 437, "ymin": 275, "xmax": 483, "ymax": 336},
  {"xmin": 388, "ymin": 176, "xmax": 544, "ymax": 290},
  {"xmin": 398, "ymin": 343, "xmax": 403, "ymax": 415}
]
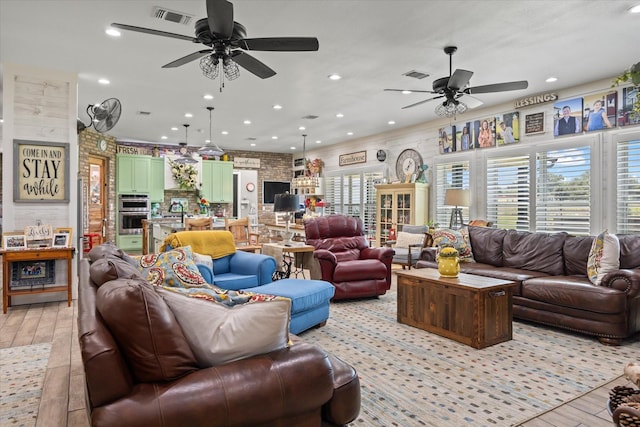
[{"xmin": 118, "ymin": 194, "xmax": 150, "ymax": 235}]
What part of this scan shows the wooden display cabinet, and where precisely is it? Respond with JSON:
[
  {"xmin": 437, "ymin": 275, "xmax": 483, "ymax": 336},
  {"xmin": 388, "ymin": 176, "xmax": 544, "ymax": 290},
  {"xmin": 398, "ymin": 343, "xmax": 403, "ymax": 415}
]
[{"xmin": 375, "ymin": 183, "xmax": 429, "ymax": 247}]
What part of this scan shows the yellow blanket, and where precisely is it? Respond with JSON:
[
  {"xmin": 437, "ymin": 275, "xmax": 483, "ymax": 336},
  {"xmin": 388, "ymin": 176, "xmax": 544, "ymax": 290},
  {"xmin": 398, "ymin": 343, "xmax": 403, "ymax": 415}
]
[{"xmin": 160, "ymin": 230, "xmax": 236, "ymax": 259}]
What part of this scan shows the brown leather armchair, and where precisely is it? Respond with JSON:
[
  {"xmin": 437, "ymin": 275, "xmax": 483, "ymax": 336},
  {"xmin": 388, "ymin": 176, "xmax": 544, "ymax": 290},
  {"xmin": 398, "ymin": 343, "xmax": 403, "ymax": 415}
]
[{"xmin": 304, "ymin": 215, "xmax": 395, "ymax": 300}]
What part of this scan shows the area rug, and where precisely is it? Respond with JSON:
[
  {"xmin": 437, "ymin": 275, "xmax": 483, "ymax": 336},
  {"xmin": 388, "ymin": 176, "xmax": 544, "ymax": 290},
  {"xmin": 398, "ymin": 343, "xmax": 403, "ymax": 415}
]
[
  {"xmin": 0, "ymin": 343, "xmax": 51, "ymax": 427},
  {"xmin": 300, "ymin": 291, "xmax": 640, "ymax": 427}
]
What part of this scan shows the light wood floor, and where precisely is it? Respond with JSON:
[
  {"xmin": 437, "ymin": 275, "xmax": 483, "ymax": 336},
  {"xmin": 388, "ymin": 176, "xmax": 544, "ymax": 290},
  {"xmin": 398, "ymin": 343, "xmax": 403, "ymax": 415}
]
[{"xmin": 0, "ymin": 298, "xmax": 626, "ymax": 427}]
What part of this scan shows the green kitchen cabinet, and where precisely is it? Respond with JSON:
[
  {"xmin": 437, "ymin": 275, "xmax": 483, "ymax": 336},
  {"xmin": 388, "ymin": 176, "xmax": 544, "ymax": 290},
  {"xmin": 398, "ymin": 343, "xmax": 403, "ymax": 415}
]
[
  {"xmin": 201, "ymin": 161, "xmax": 233, "ymax": 203},
  {"xmin": 116, "ymin": 234, "xmax": 144, "ymax": 254},
  {"xmin": 117, "ymin": 154, "xmax": 150, "ymax": 194},
  {"xmin": 149, "ymin": 158, "xmax": 165, "ymax": 202}
]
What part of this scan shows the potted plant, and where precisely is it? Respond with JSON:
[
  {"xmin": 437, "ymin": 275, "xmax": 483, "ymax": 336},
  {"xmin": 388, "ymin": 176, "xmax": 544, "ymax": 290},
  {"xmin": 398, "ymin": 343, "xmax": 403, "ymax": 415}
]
[{"xmin": 612, "ymin": 61, "xmax": 640, "ymax": 115}]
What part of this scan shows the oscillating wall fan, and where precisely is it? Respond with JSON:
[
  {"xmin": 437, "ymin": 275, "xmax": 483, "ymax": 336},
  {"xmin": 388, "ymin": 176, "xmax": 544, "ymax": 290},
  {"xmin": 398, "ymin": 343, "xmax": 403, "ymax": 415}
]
[{"xmin": 79, "ymin": 98, "xmax": 122, "ymax": 134}]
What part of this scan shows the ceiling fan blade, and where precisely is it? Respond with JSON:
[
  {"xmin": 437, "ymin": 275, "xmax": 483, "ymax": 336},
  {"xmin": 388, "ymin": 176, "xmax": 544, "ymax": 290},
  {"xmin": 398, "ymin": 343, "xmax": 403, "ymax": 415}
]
[
  {"xmin": 207, "ymin": 0, "xmax": 234, "ymax": 39},
  {"xmin": 384, "ymin": 89, "xmax": 434, "ymax": 93},
  {"xmin": 111, "ymin": 23, "xmax": 197, "ymax": 42},
  {"xmin": 162, "ymin": 50, "xmax": 212, "ymax": 68},
  {"xmin": 459, "ymin": 94, "xmax": 484, "ymax": 109},
  {"xmin": 238, "ymin": 37, "xmax": 319, "ymax": 51},
  {"xmin": 401, "ymin": 95, "xmax": 444, "ymax": 109},
  {"xmin": 447, "ymin": 69, "xmax": 473, "ymax": 91},
  {"xmin": 466, "ymin": 80, "xmax": 529, "ymax": 94},
  {"xmin": 231, "ymin": 51, "xmax": 276, "ymax": 79}
]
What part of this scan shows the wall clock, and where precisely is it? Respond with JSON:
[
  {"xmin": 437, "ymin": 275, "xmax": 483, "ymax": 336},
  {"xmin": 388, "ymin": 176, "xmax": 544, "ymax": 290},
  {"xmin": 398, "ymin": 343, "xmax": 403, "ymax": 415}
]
[
  {"xmin": 395, "ymin": 149, "xmax": 423, "ymax": 183},
  {"xmin": 97, "ymin": 138, "xmax": 107, "ymax": 152},
  {"xmin": 245, "ymin": 182, "xmax": 255, "ymax": 192}
]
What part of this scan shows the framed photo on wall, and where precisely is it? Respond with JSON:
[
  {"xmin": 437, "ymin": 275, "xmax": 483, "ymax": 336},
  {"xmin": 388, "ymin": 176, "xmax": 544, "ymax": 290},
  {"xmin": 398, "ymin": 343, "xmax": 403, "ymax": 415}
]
[
  {"xmin": 553, "ymin": 97, "xmax": 583, "ymax": 137},
  {"xmin": 583, "ymin": 91, "xmax": 616, "ymax": 132}
]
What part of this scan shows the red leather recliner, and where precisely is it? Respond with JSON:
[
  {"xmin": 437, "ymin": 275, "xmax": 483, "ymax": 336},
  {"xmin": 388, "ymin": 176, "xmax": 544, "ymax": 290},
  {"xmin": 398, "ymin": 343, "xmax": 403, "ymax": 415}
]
[{"xmin": 304, "ymin": 215, "xmax": 395, "ymax": 300}]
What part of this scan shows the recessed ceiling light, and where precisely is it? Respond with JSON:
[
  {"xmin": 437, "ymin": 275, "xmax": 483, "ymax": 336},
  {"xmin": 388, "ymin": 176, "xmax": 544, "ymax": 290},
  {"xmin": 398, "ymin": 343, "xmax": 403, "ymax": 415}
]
[
  {"xmin": 203, "ymin": 94, "xmax": 213, "ymax": 100},
  {"xmin": 244, "ymin": 120, "xmax": 251, "ymax": 125},
  {"xmin": 221, "ymin": 131, "xmax": 228, "ymax": 135},
  {"xmin": 545, "ymin": 77, "xmax": 558, "ymax": 83},
  {"xmin": 273, "ymin": 104, "xmax": 283, "ymax": 110},
  {"xmin": 205, "ymin": 139, "xmax": 211, "ymax": 143},
  {"xmin": 184, "ymin": 113, "xmax": 193, "ymax": 118},
  {"xmin": 388, "ymin": 120, "xmax": 396, "ymax": 125},
  {"xmin": 328, "ymin": 73, "xmax": 342, "ymax": 80},
  {"xmin": 336, "ymin": 113, "xmax": 344, "ymax": 118},
  {"xmin": 250, "ymin": 143, "xmax": 256, "ymax": 147},
  {"xmin": 105, "ymin": 28, "xmax": 121, "ymax": 37},
  {"xmin": 315, "ymin": 140, "xmax": 322, "ymax": 144},
  {"xmin": 347, "ymin": 132, "xmax": 353, "ymax": 136},
  {"xmin": 629, "ymin": 4, "xmax": 640, "ymax": 13},
  {"xmin": 298, "ymin": 126, "xmax": 306, "ymax": 130},
  {"xmin": 272, "ymin": 136, "xmax": 278, "ymax": 140},
  {"xmin": 290, "ymin": 146, "xmax": 296, "ymax": 150},
  {"xmin": 171, "ymin": 127, "xmax": 178, "ymax": 131},
  {"xmin": 402, "ymin": 90, "xmax": 412, "ymax": 94},
  {"xmin": 0, "ymin": 118, "xmax": 4, "ymax": 123},
  {"xmin": 161, "ymin": 136, "xmax": 167, "ymax": 140},
  {"xmin": 98, "ymin": 78, "xmax": 110, "ymax": 85}
]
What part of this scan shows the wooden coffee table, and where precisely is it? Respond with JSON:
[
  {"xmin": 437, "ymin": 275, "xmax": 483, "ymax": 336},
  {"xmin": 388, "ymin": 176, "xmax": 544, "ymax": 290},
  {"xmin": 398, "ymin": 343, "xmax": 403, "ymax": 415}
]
[{"xmin": 395, "ymin": 268, "xmax": 516, "ymax": 349}]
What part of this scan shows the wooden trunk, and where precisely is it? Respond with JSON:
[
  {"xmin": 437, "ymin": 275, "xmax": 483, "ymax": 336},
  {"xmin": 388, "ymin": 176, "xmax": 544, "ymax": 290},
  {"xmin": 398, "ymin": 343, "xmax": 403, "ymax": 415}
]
[{"xmin": 396, "ymin": 268, "xmax": 515, "ymax": 349}]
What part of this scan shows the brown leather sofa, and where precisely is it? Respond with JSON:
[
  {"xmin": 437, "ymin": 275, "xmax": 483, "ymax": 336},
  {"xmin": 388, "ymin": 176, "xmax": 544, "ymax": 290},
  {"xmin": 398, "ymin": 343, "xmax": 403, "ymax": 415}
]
[
  {"xmin": 78, "ymin": 244, "xmax": 361, "ymax": 426},
  {"xmin": 304, "ymin": 215, "xmax": 395, "ymax": 300},
  {"xmin": 416, "ymin": 227, "xmax": 640, "ymax": 345}
]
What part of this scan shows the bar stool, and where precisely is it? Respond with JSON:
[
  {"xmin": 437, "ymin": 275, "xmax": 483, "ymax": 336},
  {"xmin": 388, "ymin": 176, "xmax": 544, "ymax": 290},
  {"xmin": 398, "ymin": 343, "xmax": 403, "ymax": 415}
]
[{"xmin": 83, "ymin": 233, "xmax": 101, "ymax": 253}]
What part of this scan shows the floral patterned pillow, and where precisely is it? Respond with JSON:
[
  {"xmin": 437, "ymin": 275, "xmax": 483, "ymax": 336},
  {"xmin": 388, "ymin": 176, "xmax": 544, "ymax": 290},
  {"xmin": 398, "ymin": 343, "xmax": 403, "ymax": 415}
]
[
  {"xmin": 129, "ymin": 246, "xmax": 207, "ymax": 288},
  {"xmin": 586, "ymin": 230, "xmax": 620, "ymax": 285},
  {"xmin": 432, "ymin": 228, "xmax": 475, "ymax": 262}
]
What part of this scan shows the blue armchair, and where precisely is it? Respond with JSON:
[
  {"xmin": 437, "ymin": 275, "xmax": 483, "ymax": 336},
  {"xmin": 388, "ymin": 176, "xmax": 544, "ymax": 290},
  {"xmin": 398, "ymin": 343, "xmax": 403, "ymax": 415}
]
[{"xmin": 196, "ymin": 250, "xmax": 277, "ymax": 290}]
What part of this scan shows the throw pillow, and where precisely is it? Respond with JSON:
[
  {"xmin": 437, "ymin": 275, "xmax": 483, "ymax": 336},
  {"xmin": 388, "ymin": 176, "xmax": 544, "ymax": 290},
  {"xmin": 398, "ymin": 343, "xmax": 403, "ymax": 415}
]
[
  {"xmin": 432, "ymin": 228, "xmax": 475, "ymax": 262},
  {"xmin": 129, "ymin": 246, "xmax": 207, "ymax": 288},
  {"xmin": 192, "ymin": 251, "xmax": 213, "ymax": 271},
  {"xmin": 394, "ymin": 231, "xmax": 426, "ymax": 248},
  {"xmin": 587, "ymin": 230, "xmax": 620, "ymax": 285},
  {"xmin": 89, "ymin": 256, "xmax": 143, "ymax": 287},
  {"xmin": 157, "ymin": 287, "xmax": 291, "ymax": 367}
]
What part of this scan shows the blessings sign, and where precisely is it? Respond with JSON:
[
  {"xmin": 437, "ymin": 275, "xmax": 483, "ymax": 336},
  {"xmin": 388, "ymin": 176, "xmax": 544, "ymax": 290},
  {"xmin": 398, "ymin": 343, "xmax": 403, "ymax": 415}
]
[{"xmin": 14, "ymin": 140, "xmax": 69, "ymax": 203}]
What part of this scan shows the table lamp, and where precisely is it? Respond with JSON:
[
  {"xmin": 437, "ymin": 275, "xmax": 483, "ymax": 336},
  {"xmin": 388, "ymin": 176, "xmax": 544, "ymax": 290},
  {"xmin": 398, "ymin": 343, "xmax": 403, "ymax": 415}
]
[
  {"xmin": 274, "ymin": 192, "xmax": 299, "ymax": 244},
  {"xmin": 444, "ymin": 188, "xmax": 470, "ymax": 229}
]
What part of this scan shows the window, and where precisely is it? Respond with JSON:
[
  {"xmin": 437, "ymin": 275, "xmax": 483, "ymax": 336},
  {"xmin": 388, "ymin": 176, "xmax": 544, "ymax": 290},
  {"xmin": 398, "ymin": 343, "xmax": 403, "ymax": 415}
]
[
  {"xmin": 486, "ymin": 155, "xmax": 530, "ymax": 231},
  {"xmin": 434, "ymin": 161, "xmax": 470, "ymax": 227},
  {"xmin": 484, "ymin": 145, "xmax": 591, "ymax": 234},
  {"xmin": 324, "ymin": 170, "xmax": 383, "ymax": 237},
  {"xmin": 617, "ymin": 138, "xmax": 640, "ymax": 234}
]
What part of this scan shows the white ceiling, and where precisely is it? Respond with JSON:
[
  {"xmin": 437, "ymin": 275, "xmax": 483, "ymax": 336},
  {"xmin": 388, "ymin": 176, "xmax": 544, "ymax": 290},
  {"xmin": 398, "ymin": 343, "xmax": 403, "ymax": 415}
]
[{"xmin": 1, "ymin": 0, "xmax": 639, "ymax": 153}]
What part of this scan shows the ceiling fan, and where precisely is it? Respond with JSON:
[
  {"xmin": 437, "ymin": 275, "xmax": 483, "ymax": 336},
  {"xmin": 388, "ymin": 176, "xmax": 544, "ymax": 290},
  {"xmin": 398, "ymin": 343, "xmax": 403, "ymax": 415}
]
[
  {"xmin": 385, "ymin": 46, "xmax": 528, "ymax": 116},
  {"xmin": 111, "ymin": 0, "xmax": 319, "ymax": 80}
]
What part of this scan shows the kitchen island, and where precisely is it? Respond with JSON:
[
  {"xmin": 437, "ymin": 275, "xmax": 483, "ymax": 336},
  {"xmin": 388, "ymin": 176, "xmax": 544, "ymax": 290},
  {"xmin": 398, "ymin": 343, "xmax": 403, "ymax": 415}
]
[{"xmin": 142, "ymin": 217, "xmax": 226, "ymax": 254}]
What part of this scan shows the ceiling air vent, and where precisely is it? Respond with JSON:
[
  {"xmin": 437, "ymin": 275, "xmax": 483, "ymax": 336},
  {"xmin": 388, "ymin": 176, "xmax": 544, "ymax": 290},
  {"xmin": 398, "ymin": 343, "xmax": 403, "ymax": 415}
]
[
  {"xmin": 152, "ymin": 6, "xmax": 194, "ymax": 25},
  {"xmin": 403, "ymin": 70, "xmax": 430, "ymax": 79},
  {"xmin": 301, "ymin": 115, "xmax": 319, "ymax": 120}
]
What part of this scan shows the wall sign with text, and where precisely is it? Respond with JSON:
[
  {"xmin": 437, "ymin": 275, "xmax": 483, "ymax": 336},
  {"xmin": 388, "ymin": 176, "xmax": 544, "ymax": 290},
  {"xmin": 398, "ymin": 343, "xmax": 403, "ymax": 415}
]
[
  {"xmin": 339, "ymin": 151, "xmax": 367, "ymax": 166},
  {"xmin": 13, "ymin": 140, "xmax": 70, "ymax": 203}
]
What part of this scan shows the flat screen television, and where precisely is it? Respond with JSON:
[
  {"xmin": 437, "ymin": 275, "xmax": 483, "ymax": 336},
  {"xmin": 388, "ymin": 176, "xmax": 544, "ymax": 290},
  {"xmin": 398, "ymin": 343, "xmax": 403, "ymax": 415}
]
[{"xmin": 262, "ymin": 181, "xmax": 291, "ymax": 204}]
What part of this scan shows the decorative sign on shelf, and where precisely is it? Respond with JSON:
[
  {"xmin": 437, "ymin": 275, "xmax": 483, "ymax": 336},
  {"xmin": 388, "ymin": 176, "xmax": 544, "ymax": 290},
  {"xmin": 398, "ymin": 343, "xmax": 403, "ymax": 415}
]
[
  {"xmin": 339, "ymin": 151, "xmax": 367, "ymax": 166},
  {"xmin": 525, "ymin": 112, "xmax": 545, "ymax": 135},
  {"xmin": 13, "ymin": 140, "xmax": 69, "ymax": 203},
  {"xmin": 24, "ymin": 224, "xmax": 53, "ymax": 241},
  {"xmin": 514, "ymin": 92, "xmax": 558, "ymax": 109},
  {"xmin": 233, "ymin": 157, "xmax": 261, "ymax": 168},
  {"xmin": 117, "ymin": 145, "xmax": 151, "ymax": 155}
]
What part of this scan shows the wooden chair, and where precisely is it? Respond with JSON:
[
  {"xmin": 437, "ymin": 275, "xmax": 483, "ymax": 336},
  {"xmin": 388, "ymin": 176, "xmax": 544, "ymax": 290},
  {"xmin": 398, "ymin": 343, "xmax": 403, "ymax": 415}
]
[
  {"xmin": 225, "ymin": 217, "xmax": 260, "ymax": 247},
  {"xmin": 184, "ymin": 217, "xmax": 213, "ymax": 231}
]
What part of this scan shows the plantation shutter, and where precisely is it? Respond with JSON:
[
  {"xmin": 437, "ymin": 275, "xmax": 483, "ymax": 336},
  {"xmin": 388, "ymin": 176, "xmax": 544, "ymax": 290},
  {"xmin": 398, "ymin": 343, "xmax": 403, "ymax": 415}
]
[
  {"xmin": 486, "ymin": 155, "xmax": 531, "ymax": 231},
  {"xmin": 324, "ymin": 175, "xmax": 340, "ymax": 215},
  {"xmin": 435, "ymin": 161, "xmax": 470, "ymax": 227},
  {"xmin": 617, "ymin": 138, "xmax": 640, "ymax": 233},
  {"xmin": 536, "ymin": 147, "xmax": 591, "ymax": 235}
]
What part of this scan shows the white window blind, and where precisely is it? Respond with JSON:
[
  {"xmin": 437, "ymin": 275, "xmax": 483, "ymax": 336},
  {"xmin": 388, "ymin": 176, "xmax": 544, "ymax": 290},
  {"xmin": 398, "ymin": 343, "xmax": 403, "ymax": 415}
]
[
  {"xmin": 536, "ymin": 147, "xmax": 591, "ymax": 235},
  {"xmin": 617, "ymin": 138, "xmax": 640, "ymax": 234},
  {"xmin": 486, "ymin": 155, "xmax": 531, "ymax": 231},
  {"xmin": 435, "ymin": 161, "xmax": 470, "ymax": 227}
]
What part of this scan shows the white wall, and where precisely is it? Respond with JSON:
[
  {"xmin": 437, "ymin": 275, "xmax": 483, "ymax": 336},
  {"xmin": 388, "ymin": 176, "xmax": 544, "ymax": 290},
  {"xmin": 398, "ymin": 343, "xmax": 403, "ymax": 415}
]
[{"xmin": 2, "ymin": 63, "xmax": 79, "ymax": 304}]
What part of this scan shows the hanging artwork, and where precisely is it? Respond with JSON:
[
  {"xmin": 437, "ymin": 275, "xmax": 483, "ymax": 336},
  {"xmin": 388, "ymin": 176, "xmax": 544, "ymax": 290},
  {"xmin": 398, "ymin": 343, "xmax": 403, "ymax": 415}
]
[
  {"xmin": 553, "ymin": 97, "xmax": 583, "ymax": 137},
  {"xmin": 619, "ymin": 86, "xmax": 640, "ymax": 126},
  {"xmin": 438, "ymin": 126, "xmax": 454, "ymax": 154},
  {"xmin": 13, "ymin": 140, "xmax": 70, "ymax": 203},
  {"xmin": 495, "ymin": 112, "xmax": 520, "ymax": 145},
  {"xmin": 454, "ymin": 122, "xmax": 473, "ymax": 151},
  {"xmin": 473, "ymin": 117, "xmax": 496, "ymax": 148},
  {"xmin": 583, "ymin": 90, "xmax": 616, "ymax": 132}
]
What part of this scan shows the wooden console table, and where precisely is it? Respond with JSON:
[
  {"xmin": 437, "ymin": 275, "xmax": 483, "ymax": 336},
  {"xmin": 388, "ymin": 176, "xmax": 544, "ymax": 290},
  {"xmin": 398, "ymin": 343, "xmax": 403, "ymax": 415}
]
[{"xmin": 1, "ymin": 247, "xmax": 75, "ymax": 314}]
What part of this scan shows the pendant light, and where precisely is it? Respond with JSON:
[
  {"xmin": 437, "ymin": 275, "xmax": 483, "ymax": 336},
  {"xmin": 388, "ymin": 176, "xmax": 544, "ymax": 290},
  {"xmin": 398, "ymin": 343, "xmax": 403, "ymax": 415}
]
[
  {"xmin": 173, "ymin": 124, "xmax": 198, "ymax": 164},
  {"xmin": 198, "ymin": 106, "xmax": 225, "ymax": 158}
]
